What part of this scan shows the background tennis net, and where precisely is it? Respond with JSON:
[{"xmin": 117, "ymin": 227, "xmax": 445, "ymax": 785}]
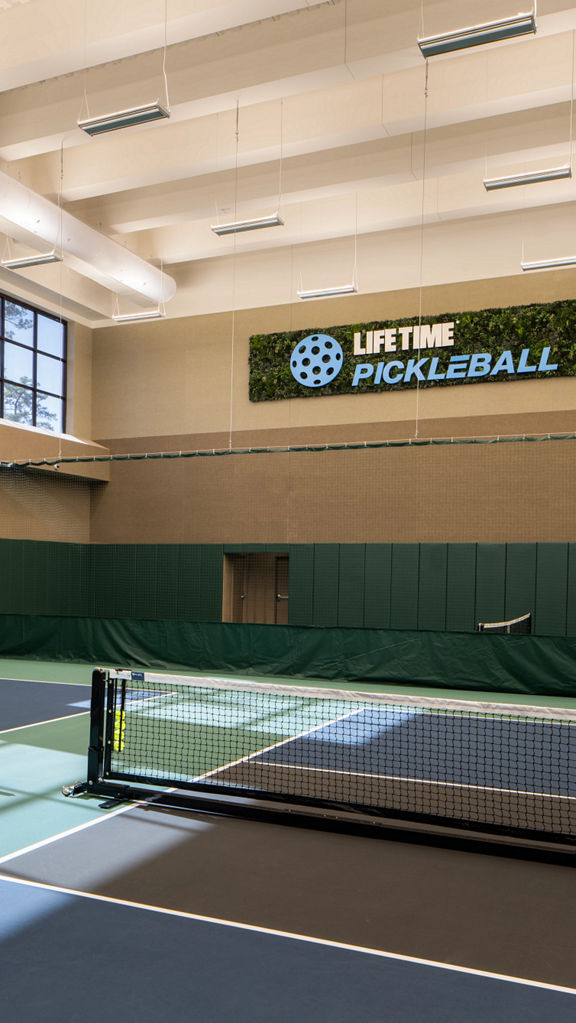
[{"xmin": 85, "ymin": 669, "xmax": 576, "ymax": 845}]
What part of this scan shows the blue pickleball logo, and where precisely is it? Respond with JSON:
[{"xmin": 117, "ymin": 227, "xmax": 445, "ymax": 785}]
[{"xmin": 290, "ymin": 333, "xmax": 344, "ymax": 388}]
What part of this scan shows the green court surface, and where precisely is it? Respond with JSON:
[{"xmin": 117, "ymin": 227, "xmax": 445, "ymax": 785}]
[
  {"xmin": 3, "ymin": 655, "xmax": 576, "ymax": 708},
  {"xmin": 0, "ymin": 659, "xmax": 94, "ymax": 685}
]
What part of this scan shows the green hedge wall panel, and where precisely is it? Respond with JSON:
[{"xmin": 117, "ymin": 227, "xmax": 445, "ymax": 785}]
[
  {"xmin": 535, "ymin": 544, "xmax": 568, "ymax": 636},
  {"xmin": 417, "ymin": 545, "xmax": 448, "ymax": 632},
  {"xmin": 3, "ymin": 613, "xmax": 576, "ymax": 697},
  {"xmin": 288, "ymin": 545, "xmax": 314, "ymax": 626},
  {"xmin": 363, "ymin": 544, "xmax": 393, "ymax": 629},
  {"xmin": 505, "ymin": 544, "xmax": 537, "ymax": 624},
  {"xmin": 312, "ymin": 545, "xmax": 340, "ymax": 627},
  {"xmin": 338, "ymin": 544, "xmax": 365, "ymax": 627},
  {"xmin": 445, "ymin": 544, "xmax": 477, "ymax": 633},
  {"xmin": 475, "ymin": 545, "xmax": 506, "ymax": 628},
  {"xmin": 390, "ymin": 545, "xmax": 420, "ymax": 630}
]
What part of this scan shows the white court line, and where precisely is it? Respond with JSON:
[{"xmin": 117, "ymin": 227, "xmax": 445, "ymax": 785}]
[
  {"xmin": 0, "ymin": 711, "xmax": 89, "ymax": 735},
  {"xmin": 195, "ymin": 704, "xmax": 366, "ymax": 783},
  {"xmin": 251, "ymin": 760, "xmax": 576, "ymax": 803},
  {"xmin": 0, "ymin": 677, "xmax": 90, "ymax": 687},
  {"xmin": 0, "ymin": 872, "xmax": 574, "ymax": 997},
  {"xmin": 0, "ymin": 800, "xmax": 137, "ymax": 866}
]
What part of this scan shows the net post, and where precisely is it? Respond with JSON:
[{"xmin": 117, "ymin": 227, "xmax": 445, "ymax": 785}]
[{"xmin": 87, "ymin": 668, "xmax": 107, "ymax": 789}]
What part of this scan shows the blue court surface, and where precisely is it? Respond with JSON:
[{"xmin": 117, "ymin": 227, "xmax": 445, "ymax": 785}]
[
  {"xmin": 255, "ymin": 708, "xmax": 576, "ymax": 794},
  {"xmin": 0, "ymin": 679, "xmax": 91, "ymax": 731},
  {"xmin": 0, "ymin": 875, "xmax": 575, "ymax": 1023}
]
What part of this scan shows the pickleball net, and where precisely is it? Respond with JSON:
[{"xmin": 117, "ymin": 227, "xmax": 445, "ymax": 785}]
[{"xmin": 85, "ymin": 669, "xmax": 576, "ymax": 845}]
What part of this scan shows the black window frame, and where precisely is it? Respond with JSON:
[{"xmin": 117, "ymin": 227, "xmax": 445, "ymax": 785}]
[{"xmin": 0, "ymin": 293, "xmax": 67, "ymax": 434}]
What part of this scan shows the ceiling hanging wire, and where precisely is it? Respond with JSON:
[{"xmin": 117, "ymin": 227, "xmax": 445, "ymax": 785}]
[
  {"xmin": 228, "ymin": 99, "xmax": 240, "ymax": 452},
  {"xmin": 112, "ymin": 261, "xmax": 167, "ymax": 321},
  {"xmin": 297, "ymin": 191, "xmax": 358, "ymax": 298},
  {"xmin": 78, "ymin": 0, "xmax": 171, "ymax": 135},
  {"xmin": 521, "ymin": 28, "xmax": 576, "ymax": 272},
  {"xmin": 343, "ymin": 0, "xmax": 354, "ymax": 79},
  {"xmin": 1, "ymin": 142, "xmax": 64, "ymax": 271},
  {"xmin": 211, "ymin": 97, "xmax": 284, "ymax": 236},
  {"xmin": 297, "ymin": 1, "xmax": 358, "ymax": 300},
  {"xmin": 414, "ymin": 58, "xmax": 430, "ymax": 440}
]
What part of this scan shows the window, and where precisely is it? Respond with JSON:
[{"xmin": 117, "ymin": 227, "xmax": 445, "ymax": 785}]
[{"xmin": 0, "ymin": 296, "xmax": 66, "ymax": 433}]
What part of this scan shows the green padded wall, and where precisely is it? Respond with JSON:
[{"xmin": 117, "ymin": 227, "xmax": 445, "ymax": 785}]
[
  {"xmin": 338, "ymin": 544, "xmax": 365, "ymax": 628},
  {"xmin": 445, "ymin": 544, "xmax": 477, "ymax": 633},
  {"xmin": 417, "ymin": 544, "xmax": 448, "ymax": 632},
  {"xmin": 363, "ymin": 544, "xmax": 393, "ymax": 630},
  {"xmin": 287, "ymin": 545, "xmax": 314, "ymax": 627},
  {"xmin": 534, "ymin": 543, "xmax": 568, "ymax": 636},
  {"xmin": 389, "ymin": 545, "xmax": 420, "ymax": 630},
  {"xmin": 312, "ymin": 545, "xmax": 339, "ymax": 627},
  {"xmin": 475, "ymin": 544, "xmax": 507, "ymax": 627},
  {"xmin": 566, "ymin": 543, "xmax": 576, "ymax": 636},
  {"xmin": 0, "ymin": 539, "xmax": 573, "ymax": 636},
  {"xmin": 505, "ymin": 543, "xmax": 537, "ymax": 624}
]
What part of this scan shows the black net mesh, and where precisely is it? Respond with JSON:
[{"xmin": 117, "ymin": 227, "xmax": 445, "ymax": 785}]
[{"xmin": 100, "ymin": 670, "xmax": 576, "ymax": 841}]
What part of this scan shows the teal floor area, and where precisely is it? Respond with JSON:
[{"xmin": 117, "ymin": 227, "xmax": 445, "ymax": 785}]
[{"xmin": 0, "ymin": 675, "xmax": 109, "ymax": 859}]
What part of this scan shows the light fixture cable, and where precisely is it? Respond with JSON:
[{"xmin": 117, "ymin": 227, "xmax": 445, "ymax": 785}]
[
  {"xmin": 228, "ymin": 99, "xmax": 240, "ymax": 451},
  {"xmin": 415, "ymin": 59, "xmax": 430, "ymax": 440},
  {"xmin": 162, "ymin": 0, "xmax": 171, "ymax": 111}
]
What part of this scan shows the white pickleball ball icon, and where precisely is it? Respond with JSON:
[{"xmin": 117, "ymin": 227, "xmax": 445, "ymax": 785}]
[{"xmin": 290, "ymin": 334, "xmax": 344, "ymax": 388}]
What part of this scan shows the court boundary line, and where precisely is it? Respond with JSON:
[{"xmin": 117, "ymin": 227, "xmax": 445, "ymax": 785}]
[
  {"xmin": 250, "ymin": 759, "xmax": 576, "ymax": 803},
  {"xmin": 0, "ymin": 872, "xmax": 574, "ymax": 997},
  {"xmin": 0, "ymin": 802, "xmax": 136, "ymax": 866},
  {"xmin": 194, "ymin": 705, "xmax": 366, "ymax": 783},
  {"xmin": 0, "ymin": 677, "xmax": 91, "ymax": 687},
  {"xmin": 0, "ymin": 710, "xmax": 89, "ymax": 735}
]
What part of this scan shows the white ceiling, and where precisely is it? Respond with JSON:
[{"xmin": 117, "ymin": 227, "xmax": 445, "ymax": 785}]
[{"xmin": 1, "ymin": 0, "xmax": 576, "ymax": 324}]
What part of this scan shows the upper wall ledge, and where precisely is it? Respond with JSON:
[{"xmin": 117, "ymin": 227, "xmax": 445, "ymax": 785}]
[{"xmin": 0, "ymin": 420, "xmax": 110, "ymax": 482}]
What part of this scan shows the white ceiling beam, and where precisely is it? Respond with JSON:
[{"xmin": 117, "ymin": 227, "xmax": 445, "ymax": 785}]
[
  {"xmin": 134, "ymin": 201, "xmax": 576, "ymax": 322},
  {"xmin": 6, "ymin": 28, "xmax": 574, "ymax": 214},
  {"xmin": 64, "ymin": 103, "xmax": 571, "ymax": 236},
  {"xmin": 0, "ymin": 0, "xmax": 335, "ymax": 92},
  {"xmin": 2, "ymin": 4, "xmax": 575, "ymax": 166}
]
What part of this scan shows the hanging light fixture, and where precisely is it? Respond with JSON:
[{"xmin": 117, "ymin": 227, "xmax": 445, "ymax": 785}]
[
  {"xmin": 112, "ymin": 308, "xmax": 165, "ymax": 322},
  {"xmin": 483, "ymin": 165, "xmax": 571, "ymax": 190},
  {"xmin": 211, "ymin": 213, "xmax": 284, "ymax": 236},
  {"xmin": 418, "ymin": 11, "xmax": 536, "ymax": 58},
  {"xmin": 1, "ymin": 251, "xmax": 62, "ymax": 270},
  {"xmin": 78, "ymin": 0, "xmax": 171, "ymax": 135},
  {"xmin": 521, "ymin": 255, "xmax": 576, "ymax": 271},
  {"xmin": 78, "ymin": 101, "xmax": 170, "ymax": 136},
  {"xmin": 296, "ymin": 282, "xmax": 356, "ymax": 298}
]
